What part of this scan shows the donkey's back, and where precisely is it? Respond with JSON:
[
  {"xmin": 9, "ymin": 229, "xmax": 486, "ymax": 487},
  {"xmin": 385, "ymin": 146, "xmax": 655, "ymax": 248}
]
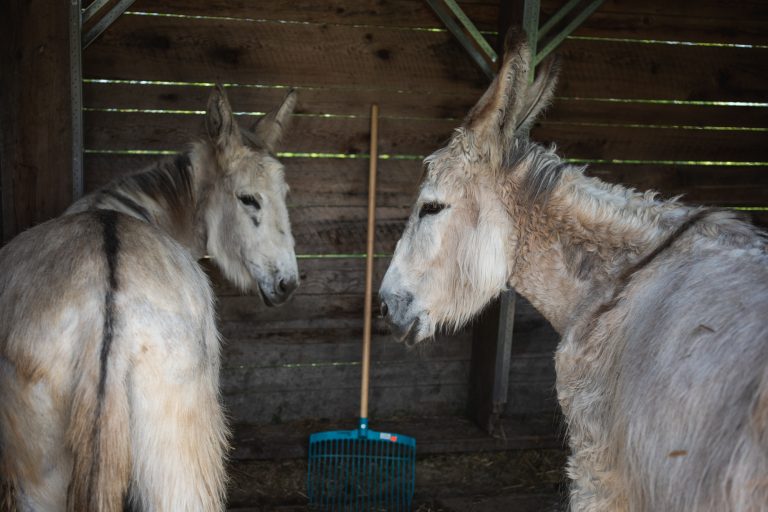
[
  {"xmin": 0, "ymin": 210, "xmax": 226, "ymax": 511},
  {"xmin": 559, "ymin": 215, "xmax": 768, "ymax": 511}
]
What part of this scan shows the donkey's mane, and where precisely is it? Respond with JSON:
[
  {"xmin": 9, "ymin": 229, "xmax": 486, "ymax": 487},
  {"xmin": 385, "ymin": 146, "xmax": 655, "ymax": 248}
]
[
  {"xmin": 504, "ymin": 139, "xmax": 573, "ymax": 208},
  {"xmin": 92, "ymin": 149, "xmax": 197, "ymax": 226},
  {"xmin": 118, "ymin": 153, "xmax": 194, "ymax": 212},
  {"xmin": 505, "ymin": 140, "xmax": 765, "ymax": 254},
  {"xmin": 505, "ymin": 139, "xmax": 685, "ymax": 230}
]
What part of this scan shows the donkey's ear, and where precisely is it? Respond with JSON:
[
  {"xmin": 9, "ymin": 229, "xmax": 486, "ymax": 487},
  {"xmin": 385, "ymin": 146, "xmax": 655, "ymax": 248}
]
[
  {"xmin": 463, "ymin": 28, "xmax": 558, "ymax": 145},
  {"xmin": 250, "ymin": 89, "xmax": 297, "ymax": 152},
  {"xmin": 206, "ymin": 84, "xmax": 240, "ymax": 150},
  {"xmin": 510, "ymin": 54, "xmax": 559, "ymax": 137}
]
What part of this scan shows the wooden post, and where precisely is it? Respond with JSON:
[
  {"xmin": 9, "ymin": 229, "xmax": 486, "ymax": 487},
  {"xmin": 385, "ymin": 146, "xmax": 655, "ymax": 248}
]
[
  {"xmin": 468, "ymin": 290, "xmax": 516, "ymax": 434},
  {"xmin": 1, "ymin": 0, "xmax": 77, "ymax": 243},
  {"xmin": 467, "ymin": 0, "xmax": 524, "ymax": 435}
]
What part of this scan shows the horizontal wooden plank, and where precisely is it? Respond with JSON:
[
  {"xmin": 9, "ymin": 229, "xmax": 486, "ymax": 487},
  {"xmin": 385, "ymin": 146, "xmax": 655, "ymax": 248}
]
[
  {"xmin": 83, "ymin": 111, "xmax": 768, "ymax": 163},
  {"xmin": 83, "ymin": 13, "xmax": 488, "ymax": 94},
  {"xmin": 215, "ymin": 287, "xmax": 555, "ymax": 337},
  {"xmin": 219, "ymin": 328, "xmax": 557, "ymax": 372},
  {"xmin": 230, "ymin": 414, "xmax": 564, "ymax": 460},
  {"xmin": 555, "ymin": 39, "xmax": 767, "ymax": 103},
  {"xmin": 207, "ymin": 256, "xmax": 394, "ymax": 298},
  {"xmin": 127, "ymin": 0, "xmax": 768, "ymax": 28},
  {"xmin": 221, "ymin": 332, "xmax": 471, "ymax": 368},
  {"xmin": 222, "ymin": 349, "xmax": 553, "ymax": 386},
  {"xmin": 83, "ymin": 81, "xmax": 476, "ymax": 120},
  {"xmin": 222, "ymin": 359, "xmax": 472, "ymax": 393},
  {"xmin": 289, "ymin": 205, "xmax": 406, "ymax": 254},
  {"xmin": 588, "ymin": 0, "xmax": 767, "ymax": 20},
  {"xmin": 224, "ymin": 382, "xmax": 469, "ymax": 422},
  {"xmin": 83, "ymin": 82, "xmax": 768, "ymax": 128},
  {"xmin": 86, "ymin": 155, "xmax": 768, "ymax": 210},
  {"xmin": 83, "ymin": 14, "xmax": 768, "ymax": 102},
  {"xmin": 129, "ymin": 0, "xmax": 768, "ymax": 45},
  {"xmin": 531, "ymin": 123, "xmax": 768, "ymax": 163},
  {"xmin": 218, "ymin": 320, "xmax": 557, "ymax": 361},
  {"xmin": 564, "ymin": 10, "xmax": 768, "ymax": 46},
  {"xmin": 83, "ymin": 110, "xmax": 455, "ymax": 155},
  {"xmin": 544, "ymin": 100, "xmax": 768, "ymax": 130},
  {"xmin": 128, "ymin": 0, "xmax": 492, "ymax": 31},
  {"xmin": 224, "ymin": 380, "xmax": 556, "ymax": 423},
  {"xmin": 586, "ymin": 165, "xmax": 768, "ymax": 206}
]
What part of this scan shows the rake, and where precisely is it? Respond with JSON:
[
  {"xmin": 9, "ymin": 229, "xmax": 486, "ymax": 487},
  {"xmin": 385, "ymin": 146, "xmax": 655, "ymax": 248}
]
[{"xmin": 307, "ymin": 104, "xmax": 416, "ymax": 511}]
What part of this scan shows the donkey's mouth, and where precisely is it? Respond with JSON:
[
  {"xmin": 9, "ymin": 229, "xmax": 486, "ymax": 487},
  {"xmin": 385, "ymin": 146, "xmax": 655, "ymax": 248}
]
[
  {"xmin": 394, "ymin": 318, "xmax": 420, "ymax": 347},
  {"xmin": 258, "ymin": 285, "xmax": 277, "ymax": 307}
]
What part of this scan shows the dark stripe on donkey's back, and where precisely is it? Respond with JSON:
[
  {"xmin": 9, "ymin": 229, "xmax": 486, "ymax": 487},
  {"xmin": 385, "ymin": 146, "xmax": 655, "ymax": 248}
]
[
  {"xmin": 87, "ymin": 209, "xmax": 121, "ymax": 506},
  {"xmin": 102, "ymin": 190, "xmax": 153, "ymax": 224},
  {"xmin": 97, "ymin": 209, "xmax": 120, "ymax": 394}
]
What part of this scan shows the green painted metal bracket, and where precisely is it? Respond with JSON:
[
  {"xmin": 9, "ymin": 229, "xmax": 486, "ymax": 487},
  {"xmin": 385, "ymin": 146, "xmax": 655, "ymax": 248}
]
[
  {"xmin": 83, "ymin": 0, "xmax": 136, "ymax": 48},
  {"xmin": 535, "ymin": 0, "xmax": 605, "ymax": 66},
  {"xmin": 426, "ymin": 0, "xmax": 605, "ymax": 81},
  {"xmin": 425, "ymin": 0, "xmax": 497, "ymax": 79}
]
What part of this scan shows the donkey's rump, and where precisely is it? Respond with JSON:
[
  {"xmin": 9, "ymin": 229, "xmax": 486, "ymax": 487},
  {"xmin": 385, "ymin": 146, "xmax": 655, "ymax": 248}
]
[{"xmin": 0, "ymin": 210, "xmax": 224, "ymax": 511}]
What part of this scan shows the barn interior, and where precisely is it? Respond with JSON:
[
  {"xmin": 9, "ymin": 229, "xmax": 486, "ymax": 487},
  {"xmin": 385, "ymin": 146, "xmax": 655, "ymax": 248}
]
[{"xmin": 1, "ymin": 1, "xmax": 766, "ymax": 510}]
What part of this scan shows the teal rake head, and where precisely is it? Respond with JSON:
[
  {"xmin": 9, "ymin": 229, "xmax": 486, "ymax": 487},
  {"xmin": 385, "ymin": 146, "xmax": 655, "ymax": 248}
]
[{"xmin": 308, "ymin": 418, "xmax": 416, "ymax": 511}]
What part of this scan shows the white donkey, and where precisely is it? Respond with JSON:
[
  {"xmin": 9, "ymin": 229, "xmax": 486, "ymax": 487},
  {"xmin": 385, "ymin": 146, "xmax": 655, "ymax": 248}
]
[
  {"xmin": 380, "ymin": 31, "xmax": 768, "ymax": 511},
  {"xmin": 0, "ymin": 85, "xmax": 299, "ymax": 511}
]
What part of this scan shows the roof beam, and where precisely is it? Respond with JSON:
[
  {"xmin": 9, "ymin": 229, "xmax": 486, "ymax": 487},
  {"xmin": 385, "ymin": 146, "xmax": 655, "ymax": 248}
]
[
  {"xmin": 82, "ymin": 0, "xmax": 135, "ymax": 49},
  {"xmin": 425, "ymin": 0, "xmax": 497, "ymax": 79},
  {"xmin": 427, "ymin": 0, "xmax": 605, "ymax": 80}
]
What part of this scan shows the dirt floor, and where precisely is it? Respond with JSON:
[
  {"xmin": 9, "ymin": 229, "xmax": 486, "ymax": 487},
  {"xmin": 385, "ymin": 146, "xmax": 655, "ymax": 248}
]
[{"xmin": 226, "ymin": 448, "xmax": 568, "ymax": 511}]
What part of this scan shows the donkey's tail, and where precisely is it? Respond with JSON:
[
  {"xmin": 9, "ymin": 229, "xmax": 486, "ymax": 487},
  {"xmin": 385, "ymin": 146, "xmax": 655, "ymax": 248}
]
[{"xmin": 65, "ymin": 326, "xmax": 131, "ymax": 512}]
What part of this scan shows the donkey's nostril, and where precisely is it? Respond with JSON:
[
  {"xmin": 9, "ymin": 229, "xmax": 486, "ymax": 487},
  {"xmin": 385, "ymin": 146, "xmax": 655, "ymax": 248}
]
[
  {"xmin": 380, "ymin": 301, "xmax": 389, "ymax": 318},
  {"xmin": 276, "ymin": 277, "xmax": 298, "ymax": 298}
]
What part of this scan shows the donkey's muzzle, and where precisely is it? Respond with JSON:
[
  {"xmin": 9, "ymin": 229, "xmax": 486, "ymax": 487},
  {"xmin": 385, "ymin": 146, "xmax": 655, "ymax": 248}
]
[
  {"xmin": 379, "ymin": 291, "xmax": 417, "ymax": 343},
  {"xmin": 271, "ymin": 277, "xmax": 298, "ymax": 305},
  {"xmin": 259, "ymin": 276, "xmax": 299, "ymax": 307}
]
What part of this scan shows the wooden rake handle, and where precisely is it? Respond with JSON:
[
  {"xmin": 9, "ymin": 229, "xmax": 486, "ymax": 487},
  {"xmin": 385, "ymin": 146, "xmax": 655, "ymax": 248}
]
[{"xmin": 360, "ymin": 104, "xmax": 378, "ymax": 420}]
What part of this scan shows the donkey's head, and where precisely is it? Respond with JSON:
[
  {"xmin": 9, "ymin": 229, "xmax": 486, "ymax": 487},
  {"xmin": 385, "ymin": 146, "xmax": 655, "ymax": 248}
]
[
  {"xmin": 202, "ymin": 85, "xmax": 299, "ymax": 306},
  {"xmin": 379, "ymin": 31, "xmax": 558, "ymax": 344}
]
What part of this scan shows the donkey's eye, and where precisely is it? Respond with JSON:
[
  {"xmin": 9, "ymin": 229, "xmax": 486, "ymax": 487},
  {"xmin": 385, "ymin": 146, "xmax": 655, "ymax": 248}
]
[
  {"xmin": 238, "ymin": 195, "xmax": 261, "ymax": 210},
  {"xmin": 419, "ymin": 202, "xmax": 446, "ymax": 218}
]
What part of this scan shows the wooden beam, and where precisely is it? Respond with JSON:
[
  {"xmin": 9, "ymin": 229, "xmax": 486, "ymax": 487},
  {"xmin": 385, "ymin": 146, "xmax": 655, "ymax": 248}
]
[
  {"xmin": 468, "ymin": 290, "xmax": 517, "ymax": 434},
  {"xmin": 0, "ymin": 0, "xmax": 76, "ymax": 243},
  {"xmin": 468, "ymin": 0, "xmax": 524, "ymax": 435}
]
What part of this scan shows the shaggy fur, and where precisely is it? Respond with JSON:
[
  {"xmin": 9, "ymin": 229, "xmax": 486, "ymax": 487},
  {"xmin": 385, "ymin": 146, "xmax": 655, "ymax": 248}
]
[
  {"xmin": 0, "ymin": 86, "xmax": 299, "ymax": 511},
  {"xmin": 380, "ymin": 30, "xmax": 768, "ymax": 511}
]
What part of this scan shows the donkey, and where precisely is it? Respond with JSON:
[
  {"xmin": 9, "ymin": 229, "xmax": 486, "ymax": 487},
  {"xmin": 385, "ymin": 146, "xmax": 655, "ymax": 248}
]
[
  {"xmin": 380, "ymin": 30, "xmax": 768, "ymax": 512},
  {"xmin": 0, "ymin": 85, "xmax": 299, "ymax": 511}
]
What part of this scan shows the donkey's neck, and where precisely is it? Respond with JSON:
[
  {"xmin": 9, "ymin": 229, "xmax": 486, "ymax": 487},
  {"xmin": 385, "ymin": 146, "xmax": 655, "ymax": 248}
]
[
  {"xmin": 68, "ymin": 143, "xmax": 214, "ymax": 258},
  {"xmin": 504, "ymin": 150, "xmax": 691, "ymax": 333}
]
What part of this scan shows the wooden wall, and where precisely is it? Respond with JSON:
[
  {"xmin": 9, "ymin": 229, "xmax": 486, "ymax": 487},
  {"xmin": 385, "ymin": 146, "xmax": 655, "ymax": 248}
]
[
  {"xmin": 1, "ymin": 0, "xmax": 77, "ymax": 244},
  {"xmin": 79, "ymin": 0, "xmax": 767, "ymax": 425}
]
